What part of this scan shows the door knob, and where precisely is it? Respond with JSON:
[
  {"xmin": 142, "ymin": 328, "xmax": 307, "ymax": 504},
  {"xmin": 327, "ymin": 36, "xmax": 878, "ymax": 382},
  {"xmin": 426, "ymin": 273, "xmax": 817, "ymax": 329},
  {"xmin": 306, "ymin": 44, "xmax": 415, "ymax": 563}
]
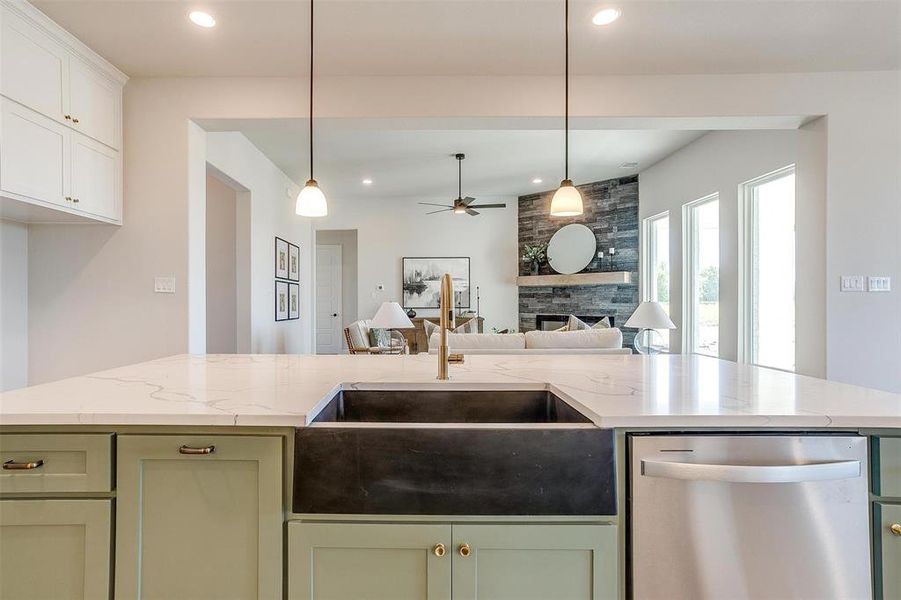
[
  {"xmin": 458, "ymin": 543, "xmax": 471, "ymax": 557},
  {"xmin": 332, "ymin": 313, "xmax": 338, "ymax": 317},
  {"xmin": 432, "ymin": 543, "xmax": 446, "ymax": 557},
  {"xmin": 891, "ymin": 523, "xmax": 901, "ymax": 536}
]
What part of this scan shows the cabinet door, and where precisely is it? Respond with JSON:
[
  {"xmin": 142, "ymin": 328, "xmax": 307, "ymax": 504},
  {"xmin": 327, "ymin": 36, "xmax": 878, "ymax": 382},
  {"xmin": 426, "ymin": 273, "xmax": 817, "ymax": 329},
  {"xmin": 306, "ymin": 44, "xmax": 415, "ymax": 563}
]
[
  {"xmin": 288, "ymin": 522, "xmax": 452, "ymax": 600},
  {"xmin": 1, "ymin": 10, "xmax": 67, "ymax": 120},
  {"xmin": 0, "ymin": 99, "xmax": 68, "ymax": 206},
  {"xmin": 0, "ymin": 499, "xmax": 111, "ymax": 600},
  {"xmin": 878, "ymin": 502, "xmax": 901, "ymax": 600},
  {"xmin": 71, "ymin": 132, "xmax": 118, "ymax": 220},
  {"xmin": 116, "ymin": 435, "xmax": 282, "ymax": 600},
  {"xmin": 68, "ymin": 58, "xmax": 119, "ymax": 149},
  {"xmin": 452, "ymin": 524, "xmax": 618, "ymax": 600}
]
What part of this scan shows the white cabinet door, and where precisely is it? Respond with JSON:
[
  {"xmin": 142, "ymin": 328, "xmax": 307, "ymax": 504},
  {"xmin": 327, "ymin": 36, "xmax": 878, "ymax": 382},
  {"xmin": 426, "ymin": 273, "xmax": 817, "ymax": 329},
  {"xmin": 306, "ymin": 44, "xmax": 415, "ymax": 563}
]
[
  {"xmin": 0, "ymin": 11, "xmax": 67, "ymax": 121},
  {"xmin": 71, "ymin": 132, "xmax": 118, "ymax": 220},
  {"xmin": 0, "ymin": 99, "xmax": 68, "ymax": 207},
  {"xmin": 68, "ymin": 58, "xmax": 119, "ymax": 149}
]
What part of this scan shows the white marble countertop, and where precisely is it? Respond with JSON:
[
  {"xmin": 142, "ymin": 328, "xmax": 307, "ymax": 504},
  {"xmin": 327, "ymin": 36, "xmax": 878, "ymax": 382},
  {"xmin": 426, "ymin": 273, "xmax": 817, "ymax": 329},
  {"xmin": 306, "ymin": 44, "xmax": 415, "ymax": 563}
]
[{"xmin": 0, "ymin": 353, "xmax": 899, "ymax": 428}]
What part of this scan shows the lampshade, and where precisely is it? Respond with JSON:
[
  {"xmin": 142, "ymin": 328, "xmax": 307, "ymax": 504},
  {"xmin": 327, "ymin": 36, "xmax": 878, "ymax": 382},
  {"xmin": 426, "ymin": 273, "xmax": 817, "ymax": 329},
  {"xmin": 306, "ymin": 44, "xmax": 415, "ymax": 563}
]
[
  {"xmin": 549, "ymin": 179, "xmax": 584, "ymax": 216},
  {"xmin": 296, "ymin": 179, "xmax": 327, "ymax": 217},
  {"xmin": 371, "ymin": 302, "xmax": 414, "ymax": 329},
  {"xmin": 624, "ymin": 301, "xmax": 676, "ymax": 330}
]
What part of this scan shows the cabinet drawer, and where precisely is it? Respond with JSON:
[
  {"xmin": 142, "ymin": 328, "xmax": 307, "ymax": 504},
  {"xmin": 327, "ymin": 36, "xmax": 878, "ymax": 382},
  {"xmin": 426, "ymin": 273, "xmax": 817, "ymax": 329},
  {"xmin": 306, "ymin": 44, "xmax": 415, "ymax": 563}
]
[
  {"xmin": 0, "ymin": 434, "xmax": 112, "ymax": 494},
  {"xmin": 874, "ymin": 437, "xmax": 901, "ymax": 497}
]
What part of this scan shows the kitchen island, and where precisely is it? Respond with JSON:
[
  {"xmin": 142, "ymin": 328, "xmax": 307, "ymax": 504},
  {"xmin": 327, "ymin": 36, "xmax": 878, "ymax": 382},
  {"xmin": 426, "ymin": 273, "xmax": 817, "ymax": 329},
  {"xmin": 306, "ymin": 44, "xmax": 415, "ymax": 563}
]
[{"xmin": 1, "ymin": 353, "xmax": 899, "ymax": 599}]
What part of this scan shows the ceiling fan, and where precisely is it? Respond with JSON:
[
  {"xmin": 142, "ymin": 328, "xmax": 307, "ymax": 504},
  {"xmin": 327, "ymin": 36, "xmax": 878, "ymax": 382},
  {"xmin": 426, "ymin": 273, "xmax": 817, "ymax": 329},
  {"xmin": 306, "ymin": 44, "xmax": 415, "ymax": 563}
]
[{"xmin": 420, "ymin": 153, "xmax": 507, "ymax": 216}]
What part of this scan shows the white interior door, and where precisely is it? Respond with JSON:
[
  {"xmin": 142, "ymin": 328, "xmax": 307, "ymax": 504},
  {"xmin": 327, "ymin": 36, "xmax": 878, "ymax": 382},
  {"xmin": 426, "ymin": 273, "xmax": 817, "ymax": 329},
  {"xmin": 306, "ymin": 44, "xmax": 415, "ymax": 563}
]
[{"xmin": 315, "ymin": 244, "xmax": 343, "ymax": 354}]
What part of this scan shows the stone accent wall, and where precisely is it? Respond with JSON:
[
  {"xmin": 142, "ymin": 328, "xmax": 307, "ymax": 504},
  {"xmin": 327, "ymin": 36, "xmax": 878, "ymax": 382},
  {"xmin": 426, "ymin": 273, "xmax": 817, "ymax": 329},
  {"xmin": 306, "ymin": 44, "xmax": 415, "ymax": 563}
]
[{"xmin": 518, "ymin": 175, "xmax": 639, "ymax": 347}]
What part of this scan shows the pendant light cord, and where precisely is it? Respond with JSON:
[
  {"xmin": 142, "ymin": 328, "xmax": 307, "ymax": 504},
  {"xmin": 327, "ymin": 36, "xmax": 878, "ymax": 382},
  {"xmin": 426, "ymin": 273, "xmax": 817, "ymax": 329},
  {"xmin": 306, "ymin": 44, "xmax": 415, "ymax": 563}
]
[
  {"xmin": 309, "ymin": 0, "xmax": 314, "ymax": 180},
  {"xmin": 564, "ymin": 0, "xmax": 569, "ymax": 181}
]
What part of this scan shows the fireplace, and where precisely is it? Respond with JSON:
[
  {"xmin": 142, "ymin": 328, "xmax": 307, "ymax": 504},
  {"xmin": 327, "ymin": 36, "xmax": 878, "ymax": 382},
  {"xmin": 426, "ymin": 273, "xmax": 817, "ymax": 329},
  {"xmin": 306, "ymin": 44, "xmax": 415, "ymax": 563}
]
[{"xmin": 535, "ymin": 314, "xmax": 615, "ymax": 331}]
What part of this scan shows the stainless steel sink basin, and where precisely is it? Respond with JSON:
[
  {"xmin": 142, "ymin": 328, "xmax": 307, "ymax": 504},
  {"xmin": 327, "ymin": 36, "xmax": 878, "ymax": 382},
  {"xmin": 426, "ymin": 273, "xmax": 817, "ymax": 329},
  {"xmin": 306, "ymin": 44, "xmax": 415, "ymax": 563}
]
[
  {"xmin": 311, "ymin": 389, "xmax": 592, "ymax": 424},
  {"xmin": 294, "ymin": 388, "xmax": 616, "ymax": 516}
]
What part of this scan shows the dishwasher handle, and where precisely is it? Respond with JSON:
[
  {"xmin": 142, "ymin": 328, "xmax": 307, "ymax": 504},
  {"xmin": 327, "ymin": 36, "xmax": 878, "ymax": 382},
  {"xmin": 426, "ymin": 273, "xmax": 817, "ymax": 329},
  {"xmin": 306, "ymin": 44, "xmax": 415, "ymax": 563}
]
[{"xmin": 641, "ymin": 459, "xmax": 861, "ymax": 483}]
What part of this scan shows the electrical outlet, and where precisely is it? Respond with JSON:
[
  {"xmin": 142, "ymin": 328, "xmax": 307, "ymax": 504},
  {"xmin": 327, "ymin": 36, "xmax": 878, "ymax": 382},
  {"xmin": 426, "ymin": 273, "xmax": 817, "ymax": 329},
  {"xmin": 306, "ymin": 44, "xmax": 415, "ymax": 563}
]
[
  {"xmin": 868, "ymin": 276, "xmax": 892, "ymax": 292},
  {"xmin": 840, "ymin": 275, "xmax": 865, "ymax": 292},
  {"xmin": 154, "ymin": 277, "xmax": 175, "ymax": 294}
]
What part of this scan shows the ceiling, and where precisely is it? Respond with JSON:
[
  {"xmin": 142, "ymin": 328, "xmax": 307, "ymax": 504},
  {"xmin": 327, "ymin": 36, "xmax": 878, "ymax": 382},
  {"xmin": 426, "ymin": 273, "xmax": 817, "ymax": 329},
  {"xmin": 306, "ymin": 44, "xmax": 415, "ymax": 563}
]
[
  {"xmin": 33, "ymin": 0, "xmax": 901, "ymax": 77},
  {"xmin": 201, "ymin": 118, "xmax": 708, "ymax": 199}
]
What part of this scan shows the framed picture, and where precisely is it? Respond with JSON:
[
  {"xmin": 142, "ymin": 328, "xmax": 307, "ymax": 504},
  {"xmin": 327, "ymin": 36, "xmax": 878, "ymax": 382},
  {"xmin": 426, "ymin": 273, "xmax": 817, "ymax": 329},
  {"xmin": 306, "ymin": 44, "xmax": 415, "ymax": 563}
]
[
  {"xmin": 275, "ymin": 237, "xmax": 290, "ymax": 280},
  {"xmin": 288, "ymin": 282, "xmax": 300, "ymax": 320},
  {"xmin": 402, "ymin": 257, "xmax": 470, "ymax": 309},
  {"xmin": 275, "ymin": 280, "xmax": 289, "ymax": 321},
  {"xmin": 288, "ymin": 243, "xmax": 300, "ymax": 282}
]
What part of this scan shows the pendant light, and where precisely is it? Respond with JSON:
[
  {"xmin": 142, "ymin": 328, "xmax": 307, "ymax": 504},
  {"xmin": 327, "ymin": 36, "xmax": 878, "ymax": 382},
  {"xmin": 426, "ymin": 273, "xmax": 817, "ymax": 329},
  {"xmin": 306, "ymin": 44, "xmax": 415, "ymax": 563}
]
[
  {"xmin": 296, "ymin": 0, "xmax": 328, "ymax": 217},
  {"xmin": 549, "ymin": 0, "xmax": 584, "ymax": 217}
]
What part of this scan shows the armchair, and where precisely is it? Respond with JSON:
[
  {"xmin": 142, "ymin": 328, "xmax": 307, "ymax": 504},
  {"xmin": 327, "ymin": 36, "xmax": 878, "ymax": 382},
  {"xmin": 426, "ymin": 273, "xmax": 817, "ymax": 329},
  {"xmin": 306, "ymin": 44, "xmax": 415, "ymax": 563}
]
[{"xmin": 343, "ymin": 319, "xmax": 408, "ymax": 355}]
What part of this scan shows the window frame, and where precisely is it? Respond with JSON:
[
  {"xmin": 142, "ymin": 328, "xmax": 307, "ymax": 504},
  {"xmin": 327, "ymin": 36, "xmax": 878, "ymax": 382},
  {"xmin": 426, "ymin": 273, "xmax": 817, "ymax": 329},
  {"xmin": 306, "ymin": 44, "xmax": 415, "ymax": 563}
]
[
  {"xmin": 738, "ymin": 164, "xmax": 797, "ymax": 371},
  {"xmin": 681, "ymin": 192, "xmax": 719, "ymax": 357},
  {"xmin": 641, "ymin": 211, "xmax": 671, "ymax": 350}
]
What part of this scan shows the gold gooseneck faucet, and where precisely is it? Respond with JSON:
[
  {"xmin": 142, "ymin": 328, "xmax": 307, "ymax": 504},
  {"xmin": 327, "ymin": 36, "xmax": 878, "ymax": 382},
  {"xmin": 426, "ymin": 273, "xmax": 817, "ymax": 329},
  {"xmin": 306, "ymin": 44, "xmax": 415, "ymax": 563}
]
[{"xmin": 437, "ymin": 273, "xmax": 464, "ymax": 380}]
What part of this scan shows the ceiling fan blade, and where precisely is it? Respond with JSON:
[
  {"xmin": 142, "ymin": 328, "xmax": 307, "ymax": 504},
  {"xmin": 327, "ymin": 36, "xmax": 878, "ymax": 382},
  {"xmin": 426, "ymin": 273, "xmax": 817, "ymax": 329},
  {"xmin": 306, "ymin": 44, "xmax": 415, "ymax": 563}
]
[
  {"xmin": 461, "ymin": 196, "xmax": 476, "ymax": 206},
  {"xmin": 465, "ymin": 208, "xmax": 480, "ymax": 216},
  {"xmin": 426, "ymin": 208, "xmax": 454, "ymax": 215},
  {"xmin": 419, "ymin": 202, "xmax": 453, "ymax": 208},
  {"xmin": 468, "ymin": 203, "xmax": 507, "ymax": 209}
]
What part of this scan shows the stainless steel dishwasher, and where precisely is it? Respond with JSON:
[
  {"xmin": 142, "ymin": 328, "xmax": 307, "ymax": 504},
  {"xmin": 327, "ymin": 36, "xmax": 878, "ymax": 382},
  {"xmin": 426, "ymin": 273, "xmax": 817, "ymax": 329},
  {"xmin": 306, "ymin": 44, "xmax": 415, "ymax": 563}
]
[{"xmin": 630, "ymin": 434, "xmax": 871, "ymax": 599}]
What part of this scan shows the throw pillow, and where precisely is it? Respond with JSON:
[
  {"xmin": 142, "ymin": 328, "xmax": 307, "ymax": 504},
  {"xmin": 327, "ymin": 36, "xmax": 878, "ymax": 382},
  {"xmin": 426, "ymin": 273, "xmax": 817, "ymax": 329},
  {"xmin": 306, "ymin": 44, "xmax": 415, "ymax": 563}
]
[
  {"xmin": 453, "ymin": 318, "xmax": 479, "ymax": 334},
  {"xmin": 423, "ymin": 320, "xmax": 439, "ymax": 340},
  {"xmin": 565, "ymin": 315, "xmax": 591, "ymax": 331},
  {"xmin": 368, "ymin": 327, "xmax": 390, "ymax": 348},
  {"xmin": 591, "ymin": 316, "xmax": 612, "ymax": 329}
]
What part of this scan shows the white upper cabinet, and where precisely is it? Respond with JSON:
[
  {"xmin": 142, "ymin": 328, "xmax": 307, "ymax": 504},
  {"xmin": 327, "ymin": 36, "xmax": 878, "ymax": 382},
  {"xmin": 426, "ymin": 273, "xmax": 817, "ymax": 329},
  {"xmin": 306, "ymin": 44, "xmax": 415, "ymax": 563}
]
[
  {"xmin": 68, "ymin": 57, "xmax": 120, "ymax": 149},
  {"xmin": 0, "ymin": 0, "xmax": 126, "ymax": 224}
]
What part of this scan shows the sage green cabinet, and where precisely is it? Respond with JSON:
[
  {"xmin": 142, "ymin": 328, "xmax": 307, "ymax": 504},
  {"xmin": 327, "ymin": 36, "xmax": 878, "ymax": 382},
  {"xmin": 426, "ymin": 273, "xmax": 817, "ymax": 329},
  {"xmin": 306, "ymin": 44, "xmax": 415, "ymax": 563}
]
[
  {"xmin": 0, "ymin": 499, "xmax": 111, "ymax": 600},
  {"xmin": 115, "ymin": 435, "xmax": 282, "ymax": 600},
  {"xmin": 0, "ymin": 433, "xmax": 112, "ymax": 494},
  {"xmin": 875, "ymin": 437, "xmax": 901, "ymax": 498},
  {"xmin": 288, "ymin": 522, "xmax": 617, "ymax": 600},
  {"xmin": 452, "ymin": 524, "xmax": 618, "ymax": 600},
  {"xmin": 289, "ymin": 522, "xmax": 452, "ymax": 600},
  {"xmin": 877, "ymin": 502, "xmax": 901, "ymax": 600}
]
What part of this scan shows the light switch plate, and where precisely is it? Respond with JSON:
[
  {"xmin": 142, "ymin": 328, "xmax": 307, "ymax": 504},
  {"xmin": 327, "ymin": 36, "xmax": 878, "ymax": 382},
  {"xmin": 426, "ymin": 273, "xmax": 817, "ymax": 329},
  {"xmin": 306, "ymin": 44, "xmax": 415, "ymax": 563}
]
[
  {"xmin": 154, "ymin": 277, "xmax": 175, "ymax": 294},
  {"xmin": 868, "ymin": 276, "xmax": 892, "ymax": 292},
  {"xmin": 840, "ymin": 275, "xmax": 865, "ymax": 292}
]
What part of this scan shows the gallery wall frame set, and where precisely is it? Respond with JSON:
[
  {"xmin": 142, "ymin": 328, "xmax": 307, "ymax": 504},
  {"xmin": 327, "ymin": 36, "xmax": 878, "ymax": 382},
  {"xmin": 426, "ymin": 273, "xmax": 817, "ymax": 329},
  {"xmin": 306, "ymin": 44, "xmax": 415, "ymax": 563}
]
[{"xmin": 275, "ymin": 237, "xmax": 300, "ymax": 321}]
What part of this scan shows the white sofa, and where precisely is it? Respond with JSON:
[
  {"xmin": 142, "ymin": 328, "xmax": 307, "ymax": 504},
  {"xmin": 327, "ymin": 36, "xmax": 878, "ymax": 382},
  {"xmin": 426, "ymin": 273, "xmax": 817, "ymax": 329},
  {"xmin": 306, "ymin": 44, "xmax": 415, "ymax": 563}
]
[{"xmin": 427, "ymin": 328, "xmax": 631, "ymax": 355}]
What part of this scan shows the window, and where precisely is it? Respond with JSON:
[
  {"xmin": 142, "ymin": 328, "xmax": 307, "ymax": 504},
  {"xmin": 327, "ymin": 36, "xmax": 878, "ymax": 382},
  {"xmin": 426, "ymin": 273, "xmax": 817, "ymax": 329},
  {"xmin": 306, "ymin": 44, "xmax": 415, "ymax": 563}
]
[
  {"xmin": 642, "ymin": 212, "xmax": 671, "ymax": 350},
  {"xmin": 683, "ymin": 194, "xmax": 719, "ymax": 356},
  {"xmin": 741, "ymin": 165, "xmax": 796, "ymax": 371}
]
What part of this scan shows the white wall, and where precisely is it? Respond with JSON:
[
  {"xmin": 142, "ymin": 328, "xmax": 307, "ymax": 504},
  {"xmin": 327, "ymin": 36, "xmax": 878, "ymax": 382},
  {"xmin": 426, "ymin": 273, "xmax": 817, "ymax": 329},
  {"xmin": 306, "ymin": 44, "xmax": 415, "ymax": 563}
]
[
  {"xmin": 315, "ymin": 229, "xmax": 359, "ymax": 332},
  {"xmin": 205, "ymin": 173, "xmax": 238, "ymax": 353},
  {"xmin": 315, "ymin": 195, "xmax": 519, "ymax": 333},
  {"xmin": 23, "ymin": 71, "xmax": 898, "ymax": 391},
  {"xmin": 205, "ymin": 131, "xmax": 311, "ymax": 354},
  {"xmin": 638, "ymin": 129, "xmax": 827, "ymax": 377},
  {"xmin": 0, "ymin": 221, "xmax": 28, "ymax": 390}
]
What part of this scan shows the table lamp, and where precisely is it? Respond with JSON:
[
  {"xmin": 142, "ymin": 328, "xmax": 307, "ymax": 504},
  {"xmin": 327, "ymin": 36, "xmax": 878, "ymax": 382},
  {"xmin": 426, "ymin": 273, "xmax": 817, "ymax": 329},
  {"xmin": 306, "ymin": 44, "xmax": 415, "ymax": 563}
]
[
  {"xmin": 624, "ymin": 301, "xmax": 676, "ymax": 354},
  {"xmin": 371, "ymin": 302, "xmax": 414, "ymax": 352}
]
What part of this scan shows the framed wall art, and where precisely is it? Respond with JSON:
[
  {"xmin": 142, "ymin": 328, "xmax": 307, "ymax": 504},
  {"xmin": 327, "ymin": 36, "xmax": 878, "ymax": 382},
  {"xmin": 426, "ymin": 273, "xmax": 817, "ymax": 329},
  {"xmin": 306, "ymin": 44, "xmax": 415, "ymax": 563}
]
[
  {"xmin": 275, "ymin": 280, "xmax": 289, "ymax": 321},
  {"xmin": 275, "ymin": 237, "xmax": 290, "ymax": 280},
  {"xmin": 288, "ymin": 243, "xmax": 300, "ymax": 282},
  {"xmin": 288, "ymin": 282, "xmax": 300, "ymax": 320},
  {"xmin": 402, "ymin": 257, "xmax": 470, "ymax": 309}
]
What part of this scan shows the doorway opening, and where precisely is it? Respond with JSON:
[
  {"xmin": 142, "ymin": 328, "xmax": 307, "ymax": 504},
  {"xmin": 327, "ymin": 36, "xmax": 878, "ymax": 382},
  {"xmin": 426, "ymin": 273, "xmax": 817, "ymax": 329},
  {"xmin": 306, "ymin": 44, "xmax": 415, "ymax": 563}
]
[{"xmin": 315, "ymin": 230, "xmax": 358, "ymax": 354}]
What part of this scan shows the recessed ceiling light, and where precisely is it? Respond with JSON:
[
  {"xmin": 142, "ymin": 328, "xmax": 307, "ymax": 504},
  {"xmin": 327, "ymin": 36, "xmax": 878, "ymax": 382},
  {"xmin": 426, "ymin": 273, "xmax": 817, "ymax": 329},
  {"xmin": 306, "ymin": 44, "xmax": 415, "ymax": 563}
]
[
  {"xmin": 532, "ymin": 177, "xmax": 543, "ymax": 184},
  {"xmin": 592, "ymin": 8, "xmax": 621, "ymax": 26},
  {"xmin": 362, "ymin": 178, "xmax": 373, "ymax": 185},
  {"xmin": 189, "ymin": 11, "xmax": 216, "ymax": 28},
  {"xmin": 619, "ymin": 161, "xmax": 639, "ymax": 169}
]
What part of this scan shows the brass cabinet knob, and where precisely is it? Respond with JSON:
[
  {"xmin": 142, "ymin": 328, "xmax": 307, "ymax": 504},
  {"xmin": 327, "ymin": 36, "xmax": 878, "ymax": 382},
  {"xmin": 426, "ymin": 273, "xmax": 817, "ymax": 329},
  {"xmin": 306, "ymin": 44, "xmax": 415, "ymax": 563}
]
[
  {"xmin": 432, "ymin": 543, "xmax": 446, "ymax": 557},
  {"xmin": 178, "ymin": 445, "xmax": 215, "ymax": 455},
  {"xmin": 72, "ymin": 117, "xmax": 80, "ymax": 124},
  {"xmin": 65, "ymin": 196, "xmax": 72, "ymax": 202},
  {"xmin": 72, "ymin": 198, "xmax": 79, "ymax": 203},
  {"xmin": 891, "ymin": 523, "xmax": 901, "ymax": 536},
  {"xmin": 458, "ymin": 543, "xmax": 471, "ymax": 557},
  {"xmin": 64, "ymin": 114, "xmax": 71, "ymax": 120}
]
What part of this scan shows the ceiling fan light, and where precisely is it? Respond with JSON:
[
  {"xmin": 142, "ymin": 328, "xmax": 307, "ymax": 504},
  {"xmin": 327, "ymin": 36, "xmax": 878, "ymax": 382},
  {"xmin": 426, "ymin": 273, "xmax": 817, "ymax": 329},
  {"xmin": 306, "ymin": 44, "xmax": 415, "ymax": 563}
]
[
  {"xmin": 296, "ymin": 179, "xmax": 328, "ymax": 217},
  {"xmin": 453, "ymin": 207, "xmax": 466, "ymax": 214},
  {"xmin": 550, "ymin": 179, "xmax": 584, "ymax": 216}
]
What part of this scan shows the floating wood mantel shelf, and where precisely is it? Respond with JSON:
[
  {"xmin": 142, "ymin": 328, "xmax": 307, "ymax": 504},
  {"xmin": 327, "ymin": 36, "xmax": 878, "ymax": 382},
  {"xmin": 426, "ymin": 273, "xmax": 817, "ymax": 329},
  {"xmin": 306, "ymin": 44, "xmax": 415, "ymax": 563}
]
[{"xmin": 517, "ymin": 272, "xmax": 632, "ymax": 287}]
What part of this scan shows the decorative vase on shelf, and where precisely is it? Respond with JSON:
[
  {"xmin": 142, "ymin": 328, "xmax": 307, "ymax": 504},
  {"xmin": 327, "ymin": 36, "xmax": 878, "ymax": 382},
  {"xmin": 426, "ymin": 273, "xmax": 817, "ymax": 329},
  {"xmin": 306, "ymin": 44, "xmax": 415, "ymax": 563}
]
[
  {"xmin": 406, "ymin": 308, "xmax": 416, "ymax": 318},
  {"xmin": 530, "ymin": 260, "xmax": 540, "ymax": 275}
]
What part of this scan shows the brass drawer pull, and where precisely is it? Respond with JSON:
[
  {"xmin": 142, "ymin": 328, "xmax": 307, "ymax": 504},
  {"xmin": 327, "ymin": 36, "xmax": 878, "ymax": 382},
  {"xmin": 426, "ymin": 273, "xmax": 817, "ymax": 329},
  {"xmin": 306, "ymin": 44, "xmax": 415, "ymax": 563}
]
[
  {"xmin": 432, "ymin": 543, "xmax": 446, "ymax": 557},
  {"xmin": 891, "ymin": 523, "xmax": 901, "ymax": 536},
  {"xmin": 458, "ymin": 543, "xmax": 471, "ymax": 557},
  {"xmin": 3, "ymin": 459, "xmax": 44, "ymax": 470},
  {"xmin": 72, "ymin": 117, "xmax": 80, "ymax": 124},
  {"xmin": 178, "ymin": 445, "xmax": 215, "ymax": 455}
]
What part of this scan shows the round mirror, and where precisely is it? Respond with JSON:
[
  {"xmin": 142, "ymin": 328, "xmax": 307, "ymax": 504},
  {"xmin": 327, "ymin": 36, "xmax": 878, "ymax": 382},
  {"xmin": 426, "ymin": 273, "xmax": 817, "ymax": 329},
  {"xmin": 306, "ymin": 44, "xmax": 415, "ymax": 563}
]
[{"xmin": 546, "ymin": 224, "xmax": 596, "ymax": 274}]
